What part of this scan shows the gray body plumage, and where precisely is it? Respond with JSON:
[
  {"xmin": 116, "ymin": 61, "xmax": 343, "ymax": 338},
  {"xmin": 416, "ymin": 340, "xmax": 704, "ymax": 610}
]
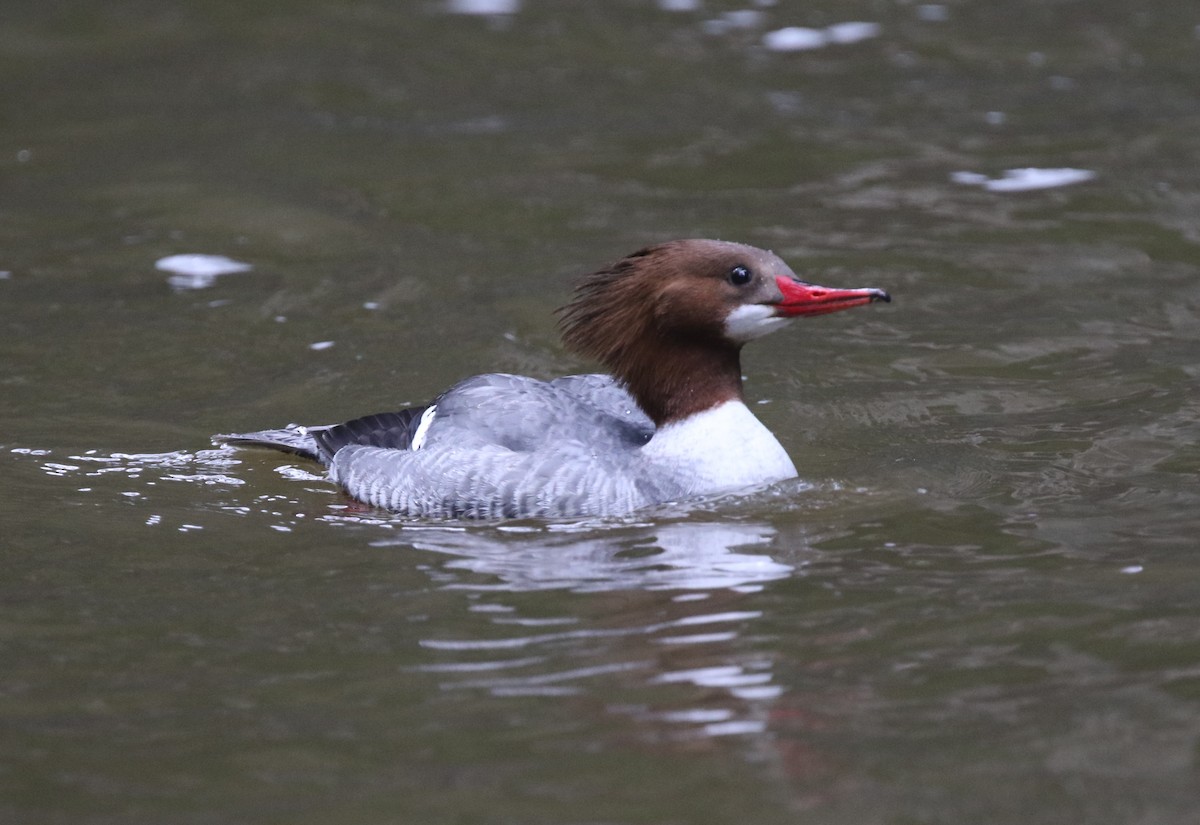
[{"xmin": 216, "ymin": 373, "xmax": 692, "ymax": 519}]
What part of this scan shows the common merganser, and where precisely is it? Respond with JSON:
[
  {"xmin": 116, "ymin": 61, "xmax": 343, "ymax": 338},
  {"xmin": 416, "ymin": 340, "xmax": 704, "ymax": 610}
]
[{"xmin": 214, "ymin": 239, "xmax": 889, "ymax": 519}]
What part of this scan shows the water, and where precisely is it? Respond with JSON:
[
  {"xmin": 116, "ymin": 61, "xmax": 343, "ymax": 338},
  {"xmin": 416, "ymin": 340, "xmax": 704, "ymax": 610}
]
[{"xmin": 3, "ymin": 1, "xmax": 1200, "ymax": 822}]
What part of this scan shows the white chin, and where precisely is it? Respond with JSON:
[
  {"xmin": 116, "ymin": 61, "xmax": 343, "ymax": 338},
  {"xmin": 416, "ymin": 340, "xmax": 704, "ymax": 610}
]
[{"xmin": 723, "ymin": 304, "xmax": 790, "ymax": 343}]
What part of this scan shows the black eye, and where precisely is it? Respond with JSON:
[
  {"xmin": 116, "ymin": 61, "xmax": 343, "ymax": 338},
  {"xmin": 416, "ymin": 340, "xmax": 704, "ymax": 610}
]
[{"xmin": 728, "ymin": 265, "xmax": 752, "ymax": 286}]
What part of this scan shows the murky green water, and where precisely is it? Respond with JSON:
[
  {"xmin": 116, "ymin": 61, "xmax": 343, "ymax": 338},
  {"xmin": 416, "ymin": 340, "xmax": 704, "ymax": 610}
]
[{"xmin": 3, "ymin": 1, "xmax": 1200, "ymax": 822}]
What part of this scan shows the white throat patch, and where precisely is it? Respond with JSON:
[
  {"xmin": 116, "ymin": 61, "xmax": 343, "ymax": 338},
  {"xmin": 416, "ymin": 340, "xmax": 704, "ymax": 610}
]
[{"xmin": 723, "ymin": 304, "xmax": 790, "ymax": 343}]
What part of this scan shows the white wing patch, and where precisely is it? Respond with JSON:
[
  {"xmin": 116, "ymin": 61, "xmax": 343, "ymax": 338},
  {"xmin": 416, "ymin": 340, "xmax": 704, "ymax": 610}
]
[{"xmin": 411, "ymin": 404, "xmax": 438, "ymax": 451}]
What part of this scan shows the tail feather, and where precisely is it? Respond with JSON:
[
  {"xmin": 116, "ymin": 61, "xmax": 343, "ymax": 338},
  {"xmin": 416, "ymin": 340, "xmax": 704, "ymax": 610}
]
[{"xmin": 212, "ymin": 425, "xmax": 327, "ymax": 462}]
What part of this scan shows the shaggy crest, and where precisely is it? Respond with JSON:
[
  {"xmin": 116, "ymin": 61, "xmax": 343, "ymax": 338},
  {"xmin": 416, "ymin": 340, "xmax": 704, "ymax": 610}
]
[{"xmin": 558, "ymin": 245, "xmax": 658, "ymax": 366}]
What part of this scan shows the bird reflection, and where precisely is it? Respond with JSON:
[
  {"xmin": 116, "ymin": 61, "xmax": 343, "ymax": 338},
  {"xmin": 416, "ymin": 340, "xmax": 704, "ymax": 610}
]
[
  {"xmin": 383, "ymin": 520, "xmax": 792, "ymax": 593},
  {"xmin": 377, "ymin": 520, "xmax": 797, "ymax": 740}
]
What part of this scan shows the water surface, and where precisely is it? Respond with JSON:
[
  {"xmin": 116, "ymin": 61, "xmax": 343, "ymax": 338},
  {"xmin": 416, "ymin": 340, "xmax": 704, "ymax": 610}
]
[{"xmin": 3, "ymin": 2, "xmax": 1200, "ymax": 822}]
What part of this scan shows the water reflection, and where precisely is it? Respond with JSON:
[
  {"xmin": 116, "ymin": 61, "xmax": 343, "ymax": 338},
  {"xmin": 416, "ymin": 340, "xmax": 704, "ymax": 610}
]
[
  {"xmin": 950, "ymin": 167, "xmax": 1097, "ymax": 192},
  {"xmin": 382, "ymin": 522, "xmax": 800, "ymax": 738},
  {"xmin": 384, "ymin": 521, "xmax": 791, "ymax": 592},
  {"xmin": 155, "ymin": 253, "xmax": 252, "ymax": 291},
  {"xmin": 444, "ymin": 0, "xmax": 521, "ymax": 17}
]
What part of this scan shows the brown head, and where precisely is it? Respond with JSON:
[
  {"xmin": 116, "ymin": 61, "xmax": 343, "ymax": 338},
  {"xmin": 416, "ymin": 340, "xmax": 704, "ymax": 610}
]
[{"xmin": 557, "ymin": 239, "xmax": 889, "ymax": 426}]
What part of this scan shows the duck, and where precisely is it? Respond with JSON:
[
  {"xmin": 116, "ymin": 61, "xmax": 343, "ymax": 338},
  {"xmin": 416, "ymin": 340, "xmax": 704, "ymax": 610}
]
[{"xmin": 214, "ymin": 239, "xmax": 890, "ymax": 518}]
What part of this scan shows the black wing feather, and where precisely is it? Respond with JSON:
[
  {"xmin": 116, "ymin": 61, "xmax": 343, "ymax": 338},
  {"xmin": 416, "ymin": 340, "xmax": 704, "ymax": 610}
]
[
  {"xmin": 310, "ymin": 408, "xmax": 428, "ymax": 463},
  {"xmin": 214, "ymin": 407, "xmax": 428, "ymax": 466}
]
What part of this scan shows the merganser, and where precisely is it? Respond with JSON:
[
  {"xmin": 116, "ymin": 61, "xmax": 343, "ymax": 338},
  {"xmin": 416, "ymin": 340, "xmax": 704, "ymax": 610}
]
[{"xmin": 214, "ymin": 239, "xmax": 889, "ymax": 519}]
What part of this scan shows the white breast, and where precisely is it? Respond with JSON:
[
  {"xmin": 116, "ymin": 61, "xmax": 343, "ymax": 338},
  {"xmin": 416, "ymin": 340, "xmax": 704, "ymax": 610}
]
[{"xmin": 640, "ymin": 400, "xmax": 798, "ymax": 495}]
